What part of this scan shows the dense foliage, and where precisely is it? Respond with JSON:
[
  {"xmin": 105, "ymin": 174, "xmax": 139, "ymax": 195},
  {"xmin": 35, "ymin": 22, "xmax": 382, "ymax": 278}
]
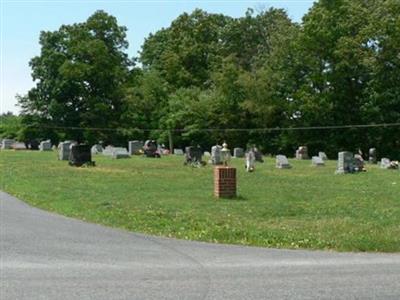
[{"xmin": 17, "ymin": 0, "xmax": 400, "ymax": 158}]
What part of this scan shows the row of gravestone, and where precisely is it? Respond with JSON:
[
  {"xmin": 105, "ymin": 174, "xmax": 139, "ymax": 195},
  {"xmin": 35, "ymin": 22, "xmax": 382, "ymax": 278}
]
[
  {"xmin": 1, "ymin": 139, "xmax": 52, "ymax": 151},
  {"xmin": 295, "ymin": 146, "xmax": 381, "ymax": 165}
]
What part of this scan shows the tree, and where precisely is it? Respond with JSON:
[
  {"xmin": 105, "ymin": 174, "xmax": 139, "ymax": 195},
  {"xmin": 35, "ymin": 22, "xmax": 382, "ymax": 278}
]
[{"xmin": 18, "ymin": 10, "xmax": 132, "ymax": 144}]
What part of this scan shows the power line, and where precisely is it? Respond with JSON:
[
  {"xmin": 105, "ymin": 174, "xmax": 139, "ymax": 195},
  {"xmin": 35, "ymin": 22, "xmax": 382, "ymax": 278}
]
[{"xmin": 25, "ymin": 122, "xmax": 400, "ymax": 132}]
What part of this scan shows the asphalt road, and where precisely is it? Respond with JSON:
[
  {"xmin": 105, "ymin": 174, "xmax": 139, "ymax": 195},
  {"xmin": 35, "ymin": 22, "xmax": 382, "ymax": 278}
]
[{"xmin": 1, "ymin": 190, "xmax": 399, "ymax": 300}]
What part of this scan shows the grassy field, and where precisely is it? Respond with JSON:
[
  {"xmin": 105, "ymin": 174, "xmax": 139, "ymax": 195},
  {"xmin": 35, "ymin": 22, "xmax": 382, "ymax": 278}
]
[{"xmin": 1, "ymin": 150, "xmax": 399, "ymax": 252}]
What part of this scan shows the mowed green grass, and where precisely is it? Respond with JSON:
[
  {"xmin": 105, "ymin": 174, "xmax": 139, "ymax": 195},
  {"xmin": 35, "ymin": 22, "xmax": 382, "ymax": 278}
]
[{"xmin": 1, "ymin": 150, "xmax": 399, "ymax": 252}]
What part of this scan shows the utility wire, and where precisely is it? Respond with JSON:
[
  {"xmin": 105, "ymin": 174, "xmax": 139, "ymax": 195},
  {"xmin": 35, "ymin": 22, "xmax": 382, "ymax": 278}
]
[{"xmin": 25, "ymin": 122, "xmax": 400, "ymax": 132}]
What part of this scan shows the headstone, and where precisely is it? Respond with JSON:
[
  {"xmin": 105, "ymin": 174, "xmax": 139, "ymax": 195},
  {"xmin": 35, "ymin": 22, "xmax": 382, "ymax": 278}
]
[
  {"xmin": 173, "ymin": 149, "xmax": 184, "ymax": 155},
  {"xmin": 369, "ymin": 148, "xmax": 377, "ymax": 164},
  {"xmin": 39, "ymin": 140, "xmax": 52, "ymax": 151},
  {"xmin": 336, "ymin": 152, "xmax": 355, "ymax": 174},
  {"xmin": 354, "ymin": 154, "xmax": 366, "ymax": 172},
  {"xmin": 254, "ymin": 148, "xmax": 264, "ymax": 163},
  {"xmin": 233, "ymin": 148, "xmax": 245, "ymax": 158},
  {"xmin": 319, "ymin": 152, "xmax": 328, "ymax": 161},
  {"xmin": 27, "ymin": 140, "xmax": 39, "ymax": 150},
  {"xmin": 112, "ymin": 147, "xmax": 130, "ymax": 159},
  {"xmin": 69, "ymin": 144, "xmax": 93, "ymax": 167},
  {"xmin": 58, "ymin": 141, "xmax": 73, "ymax": 160},
  {"xmin": 380, "ymin": 158, "xmax": 399, "ymax": 170},
  {"xmin": 91, "ymin": 144, "xmax": 104, "ymax": 155},
  {"xmin": 245, "ymin": 149, "xmax": 256, "ymax": 172},
  {"xmin": 184, "ymin": 146, "xmax": 204, "ymax": 166},
  {"xmin": 211, "ymin": 145, "xmax": 222, "ymax": 165},
  {"xmin": 11, "ymin": 142, "xmax": 26, "ymax": 150},
  {"xmin": 1, "ymin": 139, "xmax": 15, "ymax": 149},
  {"xmin": 102, "ymin": 145, "xmax": 114, "ymax": 156},
  {"xmin": 203, "ymin": 151, "xmax": 211, "ymax": 157},
  {"xmin": 312, "ymin": 156, "xmax": 325, "ymax": 167},
  {"xmin": 128, "ymin": 140, "xmax": 143, "ymax": 155},
  {"xmin": 276, "ymin": 155, "xmax": 291, "ymax": 169},
  {"xmin": 144, "ymin": 140, "xmax": 160, "ymax": 158},
  {"xmin": 296, "ymin": 146, "xmax": 309, "ymax": 160}
]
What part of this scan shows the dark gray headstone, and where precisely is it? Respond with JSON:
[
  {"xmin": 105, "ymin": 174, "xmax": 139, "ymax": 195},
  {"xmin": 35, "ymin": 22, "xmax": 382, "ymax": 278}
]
[
  {"xmin": 184, "ymin": 146, "xmax": 203, "ymax": 165},
  {"xmin": 69, "ymin": 144, "xmax": 93, "ymax": 167},
  {"xmin": 144, "ymin": 140, "xmax": 160, "ymax": 158}
]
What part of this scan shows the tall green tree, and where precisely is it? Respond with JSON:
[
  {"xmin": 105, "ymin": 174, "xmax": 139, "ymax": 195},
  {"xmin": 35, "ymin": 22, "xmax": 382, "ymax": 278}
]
[{"xmin": 18, "ymin": 10, "xmax": 132, "ymax": 144}]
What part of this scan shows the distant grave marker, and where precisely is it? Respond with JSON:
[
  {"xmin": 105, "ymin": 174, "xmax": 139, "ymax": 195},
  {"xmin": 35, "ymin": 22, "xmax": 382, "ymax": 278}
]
[
  {"xmin": 233, "ymin": 148, "xmax": 244, "ymax": 158},
  {"xmin": 128, "ymin": 141, "xmax": 143, "ymax": 155},
  {"xmin": 312, "ymin": 156, "xmax": 325, "ymax": 167},
  {"xmin": 39, "ymin": 140, "xmax": 52, "ymax": 151},
  {"xmin": 276, "ymin": 155, "xmax": 291, "ymax": 169},
  {"xmin": 296, "ymin": 146, "xmax": 309, "ymax": 160}
]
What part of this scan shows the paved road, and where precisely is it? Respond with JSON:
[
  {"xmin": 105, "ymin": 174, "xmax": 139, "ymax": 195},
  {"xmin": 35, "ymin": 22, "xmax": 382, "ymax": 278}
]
[{"xmin": 1, "ymin": 191, "xmax": 399, "ymax": 300}]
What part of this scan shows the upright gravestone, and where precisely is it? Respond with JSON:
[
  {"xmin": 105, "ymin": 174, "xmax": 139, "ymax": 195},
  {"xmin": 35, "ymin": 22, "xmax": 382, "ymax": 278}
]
[
  {"xmin": 276, "ymin": 155, "xmax": 292, "ymax": 169},
  {"xmin": 254, "ymin": 148, "xmax": 264, "ymax": 163},
  {"xmin": 173, "ymin": 149, "xmax": 184, "ymax": 155},
  {"xmin": 312, "ymin": 156, "xmax": 325, "ymax": 167},
  {"xmin": 12, "ymin": 142, "xmax": 26, "ymax": 150},
  {"xmin": 144, "ymin": 140, "xmax": 160, "ymax": 158},
  {"xmin": 233, "ymin": 148, "xmax": 245, "ymax": 158},
  {"xmin": 336, "ymin": 152, "xmax": 355, "ymax": 174},
  {"xmin": 128, "ymin": 141, "xmax": 143, "ymax": 155},
  {"xmin": 369, "ymin": 148, "xmax": 377, "ymax": 164},
  {"xmin": 296, "ymin": 146, "xmax": 309, "ymax": 160},
  {"xmin": 69, "ymin": 144, "xmax": 93, "ymax": 167},
  {"xmin": 58, "ymin": 141, "xmax": 73, "ymax": 160},
  {"xmin": 211, "ymin": 145, "xmax": 222, "ymax": 165},
  {"xmin": 380, "ymin": 158, "xmax": 391, "ymax": 169},
  {"xmin": 184, "ymin": 146, "xmax": 203, "ymax": 165},
  {"xmin": 91, "ymin": 144, "xmax": 104, "ymax": 155},
  {"xmin": 354, "ymin": 154, "xmax": 366, "ymax": 172},
  {"xmin": 102, "ymin": 145, "xmax": 114, "ymax": 156},
  {"xmin": 1, "ymin": 139, "xmax": 15, "ymax": 150},
  {"xmin": 319, "ymin": 152, "xmax": 328, "ymax": 161},
  {"xmin": 112, "ymin": 147, "xmax": 130, "ymax": 159},
  {"xmin": 245, "ymin": 149, "xmax": 256, "ymax": 172},
  {"xmin": 39, "ymin": 140, "xmax": 52, "ymax": 151},
  {"xmin": 27, "ymin": 140, "xmax": 39, "ymax": 150}
]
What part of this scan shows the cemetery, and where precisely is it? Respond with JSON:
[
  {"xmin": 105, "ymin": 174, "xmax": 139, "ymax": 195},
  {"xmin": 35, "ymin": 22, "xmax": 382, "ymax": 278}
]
[{"xmin": 1, "ymin": 148, "xmax": 399, "ymax": 252}]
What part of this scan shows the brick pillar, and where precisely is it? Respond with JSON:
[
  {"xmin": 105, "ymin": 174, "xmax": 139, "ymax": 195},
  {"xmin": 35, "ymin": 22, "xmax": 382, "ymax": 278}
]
[{"xmin": 214, "ymin": 166, "xmax": 237, "ymax": 198}]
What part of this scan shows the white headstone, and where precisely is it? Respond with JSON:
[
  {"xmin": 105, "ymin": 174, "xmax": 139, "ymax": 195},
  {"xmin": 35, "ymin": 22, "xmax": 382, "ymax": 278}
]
[
  {"xmin": 39, "ymin": 140, "xmax": 52, "ymax": 151},
  {"xmin": 174, "ymin": 149, "xmax": 184, "ymax": 155},
  {"xmin": 112, "ymin": 147, "xmax": 130, "ymax": 159},
  {"xmin": 312, "ymin": 156, "xmax": 325, "ymax": 166},
  {"xmin": 276, "ymin": 155, "xmax": 291, "ymax": 169}
]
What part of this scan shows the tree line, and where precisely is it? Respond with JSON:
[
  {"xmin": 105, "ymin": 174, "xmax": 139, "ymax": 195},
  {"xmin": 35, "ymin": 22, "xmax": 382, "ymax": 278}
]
[{"xmin": 7, "ymin": 0, "xmax": 400, "ymax": 158}]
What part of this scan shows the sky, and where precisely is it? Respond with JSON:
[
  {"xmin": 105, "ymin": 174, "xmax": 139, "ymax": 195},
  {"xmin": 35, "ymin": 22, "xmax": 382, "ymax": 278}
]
[{"xmin": 1, "ymin": 0, "xmax": 315, "ymax": 114}]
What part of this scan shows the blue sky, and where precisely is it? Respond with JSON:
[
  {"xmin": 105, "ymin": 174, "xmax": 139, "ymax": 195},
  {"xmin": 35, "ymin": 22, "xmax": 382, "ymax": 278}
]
[{"xmin": 1, "ymin": 0, "xmax": 315, "ymax": 114}]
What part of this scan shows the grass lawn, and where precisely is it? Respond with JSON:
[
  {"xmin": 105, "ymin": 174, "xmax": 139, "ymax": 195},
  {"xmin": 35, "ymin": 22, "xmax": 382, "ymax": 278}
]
[{"xmin": 1, "ymin": 150, "xmax": 399, "ymax": 252}]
